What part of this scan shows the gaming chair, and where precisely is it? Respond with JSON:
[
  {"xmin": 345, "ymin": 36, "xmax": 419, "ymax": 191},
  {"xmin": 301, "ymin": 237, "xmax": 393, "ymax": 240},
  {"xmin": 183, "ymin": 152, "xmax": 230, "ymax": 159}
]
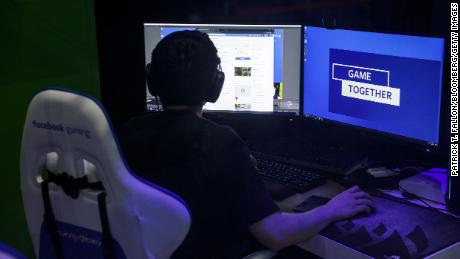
[
  {"xmin": 0, "ymin": 242, "xmax": 27, "ymax": 259},
  {"xmin": 20, "ymin": 88, "xmax": 191, "ymax": 259}
]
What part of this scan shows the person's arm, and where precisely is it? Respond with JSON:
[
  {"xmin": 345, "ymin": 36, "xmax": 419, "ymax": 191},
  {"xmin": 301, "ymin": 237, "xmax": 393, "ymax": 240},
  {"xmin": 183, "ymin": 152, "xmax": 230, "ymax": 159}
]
[{"xmin": 249, "ymin": 186, "xmax": 374, "ymax": 251}]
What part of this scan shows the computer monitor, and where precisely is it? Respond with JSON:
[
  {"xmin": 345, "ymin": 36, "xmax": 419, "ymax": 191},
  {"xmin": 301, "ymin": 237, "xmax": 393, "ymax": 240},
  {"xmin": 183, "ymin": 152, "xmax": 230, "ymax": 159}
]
[
  {"xmin": 144, "ymin": 23, "xmax": 301, "ymax": 113},
  {"xmin": 303, "ymin": 26, "xmax": 445, "ymax": 145}
]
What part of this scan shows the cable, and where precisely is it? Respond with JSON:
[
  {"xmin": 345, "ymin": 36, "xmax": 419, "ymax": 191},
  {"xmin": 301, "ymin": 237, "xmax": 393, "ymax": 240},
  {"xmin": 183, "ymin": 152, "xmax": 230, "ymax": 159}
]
[
  {"xmin": 368, "ymin": 188, "xmax": 460, "ymax": 221},
  {"xmin": 398, "ymin": 185, "xmax": 460, "ymax": 221}
]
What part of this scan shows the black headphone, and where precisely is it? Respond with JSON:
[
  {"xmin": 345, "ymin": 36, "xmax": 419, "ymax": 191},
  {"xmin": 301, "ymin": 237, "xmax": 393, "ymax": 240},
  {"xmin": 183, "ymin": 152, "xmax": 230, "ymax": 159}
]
[{"xmin": 146, "ymin": 30, "xmax": 225, "ymax": 104}]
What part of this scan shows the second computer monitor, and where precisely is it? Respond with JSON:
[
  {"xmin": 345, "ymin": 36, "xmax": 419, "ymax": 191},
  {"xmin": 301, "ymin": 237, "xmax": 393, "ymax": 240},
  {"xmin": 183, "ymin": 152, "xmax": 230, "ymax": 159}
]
[
  {"xmin": 303, "ymin": 26, "xmax": 444, "ymax": 145},
  {"xmin": 144, "ymin": 23, "xmax": 301, "ymax": 113}
]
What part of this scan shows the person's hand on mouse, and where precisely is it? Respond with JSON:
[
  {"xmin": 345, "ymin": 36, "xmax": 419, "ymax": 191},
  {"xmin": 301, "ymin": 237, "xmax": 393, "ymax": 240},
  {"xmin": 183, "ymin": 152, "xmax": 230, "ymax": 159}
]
[{"xmin": 323, "ymin": 186, "xmax": 375, "ymax": 221}]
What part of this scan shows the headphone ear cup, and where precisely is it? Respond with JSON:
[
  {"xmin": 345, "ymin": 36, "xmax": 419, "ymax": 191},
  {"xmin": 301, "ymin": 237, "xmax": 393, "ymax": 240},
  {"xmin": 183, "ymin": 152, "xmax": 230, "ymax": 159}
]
[
  {"xmin": 217, "ymin": 71, "xmax": 225, "ymax": 89},
  {"xmin": 206, "ymin": 71, "xmax": 225, "ymax": 103}
]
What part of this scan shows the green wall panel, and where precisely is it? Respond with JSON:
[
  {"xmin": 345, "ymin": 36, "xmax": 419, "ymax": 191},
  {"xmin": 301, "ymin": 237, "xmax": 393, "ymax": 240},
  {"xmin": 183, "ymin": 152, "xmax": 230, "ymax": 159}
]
[{"xmin": 0, "ymin": 0, "xmax": 100, "ymax": 257}]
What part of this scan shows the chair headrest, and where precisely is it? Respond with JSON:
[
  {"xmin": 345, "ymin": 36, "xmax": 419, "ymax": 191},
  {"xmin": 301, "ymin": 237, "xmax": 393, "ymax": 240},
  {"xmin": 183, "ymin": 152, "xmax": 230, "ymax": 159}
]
[{"xmin": 20, "ymin": 88, "xmax": 191, "ymax": 259}]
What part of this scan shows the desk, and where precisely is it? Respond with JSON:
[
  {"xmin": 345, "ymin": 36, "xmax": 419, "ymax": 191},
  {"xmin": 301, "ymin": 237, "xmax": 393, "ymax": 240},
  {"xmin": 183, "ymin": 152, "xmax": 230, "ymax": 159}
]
[{"xmin": 276, "ymin": 181, "xmax": 460, "ymax": 259}]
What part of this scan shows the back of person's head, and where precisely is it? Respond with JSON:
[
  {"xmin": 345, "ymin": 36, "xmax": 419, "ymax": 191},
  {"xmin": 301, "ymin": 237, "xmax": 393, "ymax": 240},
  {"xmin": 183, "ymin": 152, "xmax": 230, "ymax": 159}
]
[{"xmin": 147, "ymin": 30, "xmax": 224, "ymax": 106}]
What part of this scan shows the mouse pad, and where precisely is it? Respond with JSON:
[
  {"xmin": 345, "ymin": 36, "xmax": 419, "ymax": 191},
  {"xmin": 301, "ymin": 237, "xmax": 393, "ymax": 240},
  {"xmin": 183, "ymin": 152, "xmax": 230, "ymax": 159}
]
[{"xmin": 320, "ymin": 196, "xmax": 460, "ymax": 258}]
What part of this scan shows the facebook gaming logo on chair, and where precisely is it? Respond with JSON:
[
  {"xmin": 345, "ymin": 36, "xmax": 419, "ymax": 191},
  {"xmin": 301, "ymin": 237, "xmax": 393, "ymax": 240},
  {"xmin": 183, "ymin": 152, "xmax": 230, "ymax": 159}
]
[{"xmin": 20, "ymin": 88, "xmax": 191, "ymax": 259}]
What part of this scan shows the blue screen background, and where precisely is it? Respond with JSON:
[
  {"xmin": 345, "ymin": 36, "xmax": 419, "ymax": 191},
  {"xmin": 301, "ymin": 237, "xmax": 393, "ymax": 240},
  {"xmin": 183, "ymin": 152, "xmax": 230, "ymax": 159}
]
[{"xmin": 303, "ymin": 26, "xmax": 444, "ymax": 144}]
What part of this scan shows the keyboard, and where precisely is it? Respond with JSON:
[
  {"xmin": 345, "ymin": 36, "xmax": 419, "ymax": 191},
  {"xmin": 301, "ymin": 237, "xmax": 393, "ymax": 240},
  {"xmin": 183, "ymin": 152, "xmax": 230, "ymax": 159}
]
[{"xmin": 253, "ymin": 153, "xmax": 328, "ymax": 193}]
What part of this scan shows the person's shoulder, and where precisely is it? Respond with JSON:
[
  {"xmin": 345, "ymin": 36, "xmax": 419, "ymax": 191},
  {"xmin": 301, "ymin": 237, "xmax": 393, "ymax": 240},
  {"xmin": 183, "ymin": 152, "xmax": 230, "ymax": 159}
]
[
  {"xmin": 200, "ymin": 117, "xmax": 243, "ymax": 143},
  {"xmin": 119, "ymin": 113, "xmax": 158, "ymax": 137},
  {"xmin": 197, "ymin": 119, "xmax": 250, "ymax": 160},
  {"xmin": 123, "ymin": 112, "xmax": 159, "ymax": 127}
]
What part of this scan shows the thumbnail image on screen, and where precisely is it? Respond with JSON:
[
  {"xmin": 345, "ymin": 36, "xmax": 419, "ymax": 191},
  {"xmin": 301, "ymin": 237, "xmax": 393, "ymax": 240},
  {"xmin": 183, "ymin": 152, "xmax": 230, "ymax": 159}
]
[
  {"xmin": 144, "ymin": 23, "xmax": 301, "ymax": 113},
  {"xmin": 303, "ymin": 26, "xmax": 444, "ymax": 144}
]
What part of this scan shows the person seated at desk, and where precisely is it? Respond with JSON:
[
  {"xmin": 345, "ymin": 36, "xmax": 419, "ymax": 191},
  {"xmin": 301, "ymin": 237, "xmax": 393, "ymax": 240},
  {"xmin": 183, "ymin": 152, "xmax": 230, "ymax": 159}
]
[{"xmin": 119, "ymin": 30, "xmax": 375, "ymax": 259}]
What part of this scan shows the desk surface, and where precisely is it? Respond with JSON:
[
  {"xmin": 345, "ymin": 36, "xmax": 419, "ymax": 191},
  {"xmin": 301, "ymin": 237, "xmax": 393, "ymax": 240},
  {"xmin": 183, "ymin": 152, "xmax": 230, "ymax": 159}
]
[{"xmin": 276, "ymin": 181, "xmax": 460, "ymax": 259}]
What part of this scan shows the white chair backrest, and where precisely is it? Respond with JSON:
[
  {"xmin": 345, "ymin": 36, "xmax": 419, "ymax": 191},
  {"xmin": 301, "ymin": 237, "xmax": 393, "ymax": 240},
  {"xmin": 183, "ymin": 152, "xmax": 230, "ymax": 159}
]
[
  {"xmin": 0, "ymin": 242, "xmax": 27, "ymax": 259},
  {"xmin": 20, "ymin": 88, "xmax": 191, "ymax": 259}
]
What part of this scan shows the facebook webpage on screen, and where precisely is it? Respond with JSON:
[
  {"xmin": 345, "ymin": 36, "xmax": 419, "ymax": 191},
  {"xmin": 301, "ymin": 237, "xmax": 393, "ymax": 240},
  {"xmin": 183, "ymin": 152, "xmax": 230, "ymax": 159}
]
[
  {"xmin": 303, "ymin": 26, "xmax": 444, "ymax": 144},
  {"xmin": 204, "ymin": 31, "xmax": 275, "ymax": 111},
  {"xmin": 159, "ymin": 28, "xmax": 275, "ymax": 112}
]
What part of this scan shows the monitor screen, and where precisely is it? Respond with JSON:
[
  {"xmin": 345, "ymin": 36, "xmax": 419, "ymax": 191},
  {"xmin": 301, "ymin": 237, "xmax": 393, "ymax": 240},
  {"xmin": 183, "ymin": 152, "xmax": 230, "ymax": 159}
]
[
  {"xmin": 144, "ymin": 23, "xmax": 301, "ymax": 113},
  {"xmin": 303, "ymin": 26, "xmax": 445, "ymax": 145}
]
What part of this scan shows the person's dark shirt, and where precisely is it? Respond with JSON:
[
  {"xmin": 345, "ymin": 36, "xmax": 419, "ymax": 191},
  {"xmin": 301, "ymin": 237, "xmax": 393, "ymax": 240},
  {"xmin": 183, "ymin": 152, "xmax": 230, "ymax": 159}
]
[{"xmin": 119, "ymin": 111, "xmax": 279, "ymax": 258}]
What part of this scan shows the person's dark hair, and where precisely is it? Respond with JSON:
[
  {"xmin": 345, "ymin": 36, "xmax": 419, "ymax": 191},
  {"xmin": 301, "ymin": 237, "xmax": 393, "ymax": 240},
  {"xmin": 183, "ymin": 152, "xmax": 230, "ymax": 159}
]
[{"xmin": 147, "ymin": 30, "xmax": 222, "ymax": 106}]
